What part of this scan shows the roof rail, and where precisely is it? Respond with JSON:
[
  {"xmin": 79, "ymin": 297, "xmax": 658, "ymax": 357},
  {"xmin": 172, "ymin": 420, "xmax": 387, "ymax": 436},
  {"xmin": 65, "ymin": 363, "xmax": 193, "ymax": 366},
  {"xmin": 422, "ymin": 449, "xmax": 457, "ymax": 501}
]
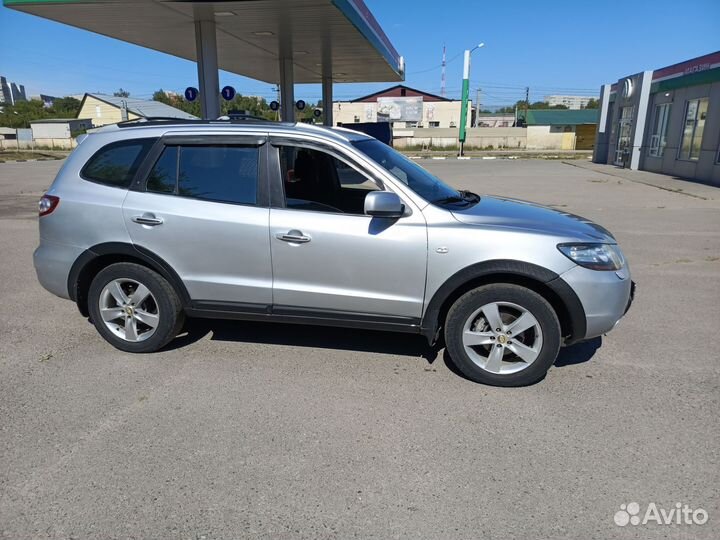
[
  {"xmin": 115, "ymin": 116, "xmax": 281, "ymax": 128},
  {"xmin": 218, "ymin": 113, "xmax": 268, "ymax": 121},
  {"xmin": 116, "ymin": 117, "xmax": 199, "ymax": 128}
]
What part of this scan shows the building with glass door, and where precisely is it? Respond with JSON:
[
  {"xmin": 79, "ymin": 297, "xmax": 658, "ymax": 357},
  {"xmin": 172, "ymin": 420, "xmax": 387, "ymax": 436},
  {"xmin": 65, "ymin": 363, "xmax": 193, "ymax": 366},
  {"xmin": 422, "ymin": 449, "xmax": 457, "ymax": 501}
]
[{"xmin": 593, "ymin": 51, "xmax": 720, "ymax": 185}]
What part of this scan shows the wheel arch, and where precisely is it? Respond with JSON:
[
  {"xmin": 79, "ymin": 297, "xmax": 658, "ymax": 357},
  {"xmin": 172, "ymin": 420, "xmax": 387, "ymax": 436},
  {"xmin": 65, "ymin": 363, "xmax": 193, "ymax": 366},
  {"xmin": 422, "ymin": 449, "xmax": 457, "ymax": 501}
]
[
  {"xmin": 68, "ymin": 242, "xmax": 190, "ymax": 317},
  {"xmin": 421, "ymin": 260, "xmax": 586, "ymax": 345}
]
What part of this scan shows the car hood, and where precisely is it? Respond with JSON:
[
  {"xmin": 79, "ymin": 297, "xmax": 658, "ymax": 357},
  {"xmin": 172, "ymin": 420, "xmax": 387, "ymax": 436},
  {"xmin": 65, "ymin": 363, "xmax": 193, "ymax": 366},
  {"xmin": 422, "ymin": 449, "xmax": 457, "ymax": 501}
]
[{"xmin": 450, "ymin": 195, "xmax": 615, "ymax": 242}]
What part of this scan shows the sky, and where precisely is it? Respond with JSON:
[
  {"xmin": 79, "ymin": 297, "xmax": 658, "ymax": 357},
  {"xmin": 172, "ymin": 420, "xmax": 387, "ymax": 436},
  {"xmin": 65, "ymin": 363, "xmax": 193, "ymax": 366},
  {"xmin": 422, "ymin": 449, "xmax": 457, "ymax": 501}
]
[{"xmin": 1, "ymin": 0, "xmax": 719, "ymax": 108}]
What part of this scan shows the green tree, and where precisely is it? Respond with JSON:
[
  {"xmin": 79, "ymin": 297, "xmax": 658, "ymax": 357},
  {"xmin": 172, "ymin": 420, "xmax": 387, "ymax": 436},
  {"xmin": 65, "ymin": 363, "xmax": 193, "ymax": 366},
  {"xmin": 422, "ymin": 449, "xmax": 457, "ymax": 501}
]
[
  {"xmin": 152, "ymin": 89, "xmax": 172, "ymax": 105},
  {"xmin": 51, "ymin": 97, "xmax": 81, "ymax": 117},
  {"xmin": 0, "ymin": 99, "xmax": 49, "ymax": 128},
  {"xmin": 152, "ymin": 89, "xmax": 201, "ymax": 117},
  {"xmin": 583, "ymin": 98, "xmax": 599, "ymax": 109},
  {"xmin": 497, "ymin": 100, "xmax": 526, "ymax": 113},
  {"xmin": 497, "ymin": 99, "xmax": 569, "ymax": 113},
  {"xmin": 113, "ymin": 88, "xmax": 130, "ymax": 98}
]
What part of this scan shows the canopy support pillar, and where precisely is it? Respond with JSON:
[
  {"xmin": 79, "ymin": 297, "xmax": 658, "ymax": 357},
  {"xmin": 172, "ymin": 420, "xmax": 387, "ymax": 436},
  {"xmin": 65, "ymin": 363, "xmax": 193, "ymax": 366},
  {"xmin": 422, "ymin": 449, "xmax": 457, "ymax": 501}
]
[
  {"xmin": 194, "ymin": 17, "xmax": 220, "ymax": 119},
  {"xmin": 321, "ymin": 43, "xmax": 333, "ymax": 126}
]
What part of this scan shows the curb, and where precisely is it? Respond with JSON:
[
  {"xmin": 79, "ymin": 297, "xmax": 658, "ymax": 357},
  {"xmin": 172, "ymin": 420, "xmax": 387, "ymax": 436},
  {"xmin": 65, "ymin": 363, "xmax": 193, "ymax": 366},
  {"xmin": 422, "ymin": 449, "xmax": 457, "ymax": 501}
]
[{"xmin": 0, "ymin": 157, "xmax": 64, "ymax": 164}]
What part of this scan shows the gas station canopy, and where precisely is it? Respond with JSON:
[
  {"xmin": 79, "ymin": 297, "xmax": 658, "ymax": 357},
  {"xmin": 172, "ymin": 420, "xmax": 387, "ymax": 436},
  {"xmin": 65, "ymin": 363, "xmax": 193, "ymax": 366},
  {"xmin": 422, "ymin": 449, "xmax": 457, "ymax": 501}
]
[{"xmin": 4, "ymin": 0, "xmax": 404, "ymax": 84}]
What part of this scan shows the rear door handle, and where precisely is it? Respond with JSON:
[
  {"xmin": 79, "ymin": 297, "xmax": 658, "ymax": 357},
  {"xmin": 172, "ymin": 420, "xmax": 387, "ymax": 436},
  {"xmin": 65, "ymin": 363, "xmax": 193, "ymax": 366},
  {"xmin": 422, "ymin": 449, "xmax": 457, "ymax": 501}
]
[
  {"xmin": 132, "ymin": 213, "xmax": 164, "ymax": 226},
  {"xmin": 276, "ymin": 230, "xmax": 311, "ymax": 243}
]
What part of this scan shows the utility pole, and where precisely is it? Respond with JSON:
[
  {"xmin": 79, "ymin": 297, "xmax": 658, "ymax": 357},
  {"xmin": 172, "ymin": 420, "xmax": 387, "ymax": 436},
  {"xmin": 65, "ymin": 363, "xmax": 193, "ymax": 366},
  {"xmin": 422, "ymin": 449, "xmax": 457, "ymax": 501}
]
[
  {"xmin": 474, "ymin": 87, "xmax": 481, "ymax": 127},
  {"xmin": 440, "ymin": 44, "xmax": 446, "ymax": 98},
  {"xmin": 524, "ymin": 86, "xmax": 529, "ymax": 125}
]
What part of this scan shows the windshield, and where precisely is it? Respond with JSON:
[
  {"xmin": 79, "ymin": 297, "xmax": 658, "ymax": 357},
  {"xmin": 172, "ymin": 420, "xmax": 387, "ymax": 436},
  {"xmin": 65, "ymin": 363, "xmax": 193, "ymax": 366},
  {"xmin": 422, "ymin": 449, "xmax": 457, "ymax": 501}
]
[{"xmin": 352, "ymin": 139, "xmax": 475, "ymax": 207}]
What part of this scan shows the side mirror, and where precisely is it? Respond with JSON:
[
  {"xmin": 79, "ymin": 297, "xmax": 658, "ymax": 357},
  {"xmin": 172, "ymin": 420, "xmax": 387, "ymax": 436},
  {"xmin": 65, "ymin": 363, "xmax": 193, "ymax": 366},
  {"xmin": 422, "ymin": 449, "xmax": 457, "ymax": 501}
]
[{"xmin": 364, "ymin": 191, "xmax": 405, "ymax": 218}]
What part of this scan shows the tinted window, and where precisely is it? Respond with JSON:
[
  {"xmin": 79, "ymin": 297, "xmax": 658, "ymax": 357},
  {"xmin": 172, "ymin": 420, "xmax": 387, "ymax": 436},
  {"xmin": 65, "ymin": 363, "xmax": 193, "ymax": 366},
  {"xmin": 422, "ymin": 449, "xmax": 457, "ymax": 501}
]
[
  {"xmin": 352, "ymin": 139, "xmax": 465, "ymax": 207},
  {"xmin": 82, "ymin": 138, "xmax": 155, "ymax": 188},
  {"xmin": 178, "ymin": 146, "xmax": 258, "ymax": 205},
  {"xmin": 278, "ymin": 145, "xmax": 378, "ymax": 214},
  {"xmin": 147, "ymin": 146, "xmax": 177, "ymax": 194}
]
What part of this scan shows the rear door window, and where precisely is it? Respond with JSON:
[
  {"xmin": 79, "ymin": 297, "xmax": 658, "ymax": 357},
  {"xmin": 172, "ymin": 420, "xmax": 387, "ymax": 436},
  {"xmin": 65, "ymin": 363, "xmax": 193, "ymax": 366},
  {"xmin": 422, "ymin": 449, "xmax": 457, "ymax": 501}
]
[
  {"xmin": 146, "ymin": 146, "xmax": 177, "ymax": 194},
  {"xmin": 146, "ymin": 144, "xmax": 259, "ymax": 206},
  {"xmin": 82, "ymin": 138, "xmax": 156, "ymax": 188}
]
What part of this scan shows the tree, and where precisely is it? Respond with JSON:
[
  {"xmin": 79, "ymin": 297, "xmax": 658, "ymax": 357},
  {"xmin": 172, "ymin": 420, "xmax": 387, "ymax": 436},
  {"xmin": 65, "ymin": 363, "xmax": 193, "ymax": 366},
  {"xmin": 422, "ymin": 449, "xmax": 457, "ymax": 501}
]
[
  {"xmin": 497, "ymin": 100, "xmax": 527, "ymax": 114},
  {"xmin": 583, "ymin": 98, "xmax": 599, "ymax": 109},
  {"xmin": 51, "ymin": 97, "xmax": 81, "ymax": 117},
  {"xmin": 152, "ymin": 89, "xmax": 201, "ymax": 117},
  {"xmin": 150, "ymin": 89, "xmax": 324, "ymax": 122},
  {"xmin": 0, "ymin": 99, "xmax": 49, "ymax": 128},
  {"xmin": 152, "ymin": 89, "xmax": 172, "ymax": 105},
  {"xmin": 113, "ymin": 88, "xmax": 130, "ymax": 98}
]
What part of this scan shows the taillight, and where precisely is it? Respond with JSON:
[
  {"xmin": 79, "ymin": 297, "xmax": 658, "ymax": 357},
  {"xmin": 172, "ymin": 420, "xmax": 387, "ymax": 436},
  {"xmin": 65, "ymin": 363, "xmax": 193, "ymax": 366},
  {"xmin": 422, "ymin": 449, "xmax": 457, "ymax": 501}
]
[{"xmin": 38, "ymin": 194, "xmax": 60, "ymax": 217}]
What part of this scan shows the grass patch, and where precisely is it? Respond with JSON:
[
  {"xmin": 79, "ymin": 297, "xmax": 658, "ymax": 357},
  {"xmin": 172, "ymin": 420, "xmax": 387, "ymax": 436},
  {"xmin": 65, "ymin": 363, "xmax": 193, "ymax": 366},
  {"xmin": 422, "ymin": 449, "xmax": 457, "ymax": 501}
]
[{"xmin": 0, "ymin": 150, "xmax": 68, "ymax": 162}]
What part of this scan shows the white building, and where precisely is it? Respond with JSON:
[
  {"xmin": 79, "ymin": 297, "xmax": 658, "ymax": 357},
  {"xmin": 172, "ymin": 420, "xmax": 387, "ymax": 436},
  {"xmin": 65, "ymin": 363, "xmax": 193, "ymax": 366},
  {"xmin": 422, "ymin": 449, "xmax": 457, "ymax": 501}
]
[
  {"xmin": 30, "ymin": 118, "xmax": 93, "ymax": 139},
  {"xmin": 544, "ymin": 95, "xmax": 596, "ymax": 110},
  {"xmin": 334, "ymin": 85, "xmax": 472, "ymax": 129}
]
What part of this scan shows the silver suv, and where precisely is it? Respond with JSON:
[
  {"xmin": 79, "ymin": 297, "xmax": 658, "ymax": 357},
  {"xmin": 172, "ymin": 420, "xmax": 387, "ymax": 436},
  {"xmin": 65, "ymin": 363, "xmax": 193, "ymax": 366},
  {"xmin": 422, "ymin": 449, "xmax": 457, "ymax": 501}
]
[{"xmin": 34, "ymin": 119, "xmax": 634, "ymax": 386}]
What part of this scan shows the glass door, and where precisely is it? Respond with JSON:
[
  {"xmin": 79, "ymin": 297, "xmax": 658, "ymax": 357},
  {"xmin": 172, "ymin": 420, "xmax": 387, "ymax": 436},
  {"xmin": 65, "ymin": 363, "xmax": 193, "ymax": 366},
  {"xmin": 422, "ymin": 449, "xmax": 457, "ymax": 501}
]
[{"xmin": 615, "ymin": 106, "xmax": 633, "ymax": 165}]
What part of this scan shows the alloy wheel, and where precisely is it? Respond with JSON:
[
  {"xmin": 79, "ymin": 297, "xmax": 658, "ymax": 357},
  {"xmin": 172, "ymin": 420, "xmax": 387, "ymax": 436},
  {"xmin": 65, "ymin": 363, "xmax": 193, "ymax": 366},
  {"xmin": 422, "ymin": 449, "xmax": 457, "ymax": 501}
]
[
  {"xmin": 461, "ymin": 301, "xmax": 543, "ymax": 375},
  {"xmin": 98, "ymin": 278, "xmax": 160, "ymax": 342}
]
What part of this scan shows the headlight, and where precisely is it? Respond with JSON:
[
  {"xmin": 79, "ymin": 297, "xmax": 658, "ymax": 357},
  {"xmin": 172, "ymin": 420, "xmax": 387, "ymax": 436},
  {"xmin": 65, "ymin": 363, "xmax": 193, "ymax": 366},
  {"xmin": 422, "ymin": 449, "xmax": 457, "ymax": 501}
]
[{"xmin": 557, "ymin": 243, "xmax": 625, "ymax": 271}]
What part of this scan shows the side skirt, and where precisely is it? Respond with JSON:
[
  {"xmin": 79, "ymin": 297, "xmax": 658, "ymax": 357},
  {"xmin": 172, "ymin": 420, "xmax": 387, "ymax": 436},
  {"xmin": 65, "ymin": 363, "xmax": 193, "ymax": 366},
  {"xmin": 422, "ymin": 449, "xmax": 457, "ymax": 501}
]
[{"xmin": 185, "ymin": 301, "xmax": 423, "ymax": 335}]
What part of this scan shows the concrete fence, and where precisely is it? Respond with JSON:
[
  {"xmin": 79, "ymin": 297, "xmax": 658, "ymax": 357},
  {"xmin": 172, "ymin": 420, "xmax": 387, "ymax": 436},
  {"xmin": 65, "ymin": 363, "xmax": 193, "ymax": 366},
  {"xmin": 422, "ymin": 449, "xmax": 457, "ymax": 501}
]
[
  {"xmin": 1, "ymin": 138, "xmax": 78, "ymax": 150},
  {"xmin": 393, "ymin": 127, "xmax": 527, "ymax": 150}
]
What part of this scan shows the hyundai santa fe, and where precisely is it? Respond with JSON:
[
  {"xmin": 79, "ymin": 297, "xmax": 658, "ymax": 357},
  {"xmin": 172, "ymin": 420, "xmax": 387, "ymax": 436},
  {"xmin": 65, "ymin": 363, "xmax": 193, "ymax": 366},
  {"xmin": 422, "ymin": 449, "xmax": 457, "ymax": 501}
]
[{"xmin": 34, "ymin": 118, "xmax": 634, "ymax": 386}]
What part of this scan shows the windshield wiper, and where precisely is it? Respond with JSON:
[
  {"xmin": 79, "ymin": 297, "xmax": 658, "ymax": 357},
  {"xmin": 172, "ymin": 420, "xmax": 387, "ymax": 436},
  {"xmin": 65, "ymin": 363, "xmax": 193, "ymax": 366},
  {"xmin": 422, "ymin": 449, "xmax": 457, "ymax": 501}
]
[
  {"xmin": 432, "ymin": 190, "xmax": 481, "ymax": 206},
  {"xmin": 432, "ymin": 195, "xmax": 467, "ymax": 204},
  {"xmin": 459, "ymin": 190, "xmax": 481, "ymax": 202}
]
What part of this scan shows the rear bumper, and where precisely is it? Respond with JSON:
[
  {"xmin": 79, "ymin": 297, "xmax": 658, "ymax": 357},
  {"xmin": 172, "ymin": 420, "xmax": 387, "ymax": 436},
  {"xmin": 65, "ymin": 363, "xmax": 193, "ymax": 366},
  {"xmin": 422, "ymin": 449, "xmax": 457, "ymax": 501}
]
[
  {"xmin": 560, "ymin": 265, "xmax": 633, "ymax": 340},
  {"xmin": 33, "ymin": 240, "xmax": 85, "ymax": 300}
]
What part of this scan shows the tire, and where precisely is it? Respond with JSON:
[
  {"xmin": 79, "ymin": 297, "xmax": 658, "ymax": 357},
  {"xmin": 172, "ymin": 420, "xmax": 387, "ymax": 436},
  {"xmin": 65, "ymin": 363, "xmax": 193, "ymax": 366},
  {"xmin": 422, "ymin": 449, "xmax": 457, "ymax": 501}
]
[
  {"xmin": 87, "ymin": 262, "xmax": 185, "ymax": 353},
  {"xmin": 444, "ymin": 284, "xmax": 561, "ymax": 387}
]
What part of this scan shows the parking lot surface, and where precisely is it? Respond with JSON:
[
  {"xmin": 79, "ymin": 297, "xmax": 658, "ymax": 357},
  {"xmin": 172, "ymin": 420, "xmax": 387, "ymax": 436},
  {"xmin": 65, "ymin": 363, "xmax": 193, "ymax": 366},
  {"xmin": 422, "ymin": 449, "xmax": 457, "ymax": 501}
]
[{"xmin": 1, "ymin": 158, "xmax": 718, "ymax": 539}]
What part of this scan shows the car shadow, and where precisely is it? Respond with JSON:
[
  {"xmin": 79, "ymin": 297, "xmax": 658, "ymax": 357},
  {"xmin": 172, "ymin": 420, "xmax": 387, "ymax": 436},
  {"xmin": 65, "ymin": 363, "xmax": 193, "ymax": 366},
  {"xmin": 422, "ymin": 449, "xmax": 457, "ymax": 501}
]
[
  {"xmin": 442, "ymin": 336, "xmax": 602, "ymax": 384},
  {"xmin": 554, "ymin": 337, "xmax": 602, "ymax": 367},
  {"xmin": 166, "ymin": 318, "xmax": 442, "ymax": 363},
  {"xmin": 167, "ymin": 319, "xmax": 600, "ymax": 381}
]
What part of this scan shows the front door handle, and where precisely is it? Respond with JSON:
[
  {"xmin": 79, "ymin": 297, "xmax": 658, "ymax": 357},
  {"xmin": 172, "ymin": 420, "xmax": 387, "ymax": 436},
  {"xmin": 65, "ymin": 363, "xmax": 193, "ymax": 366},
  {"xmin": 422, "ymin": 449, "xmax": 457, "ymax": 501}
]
[
  {"xmin": 132, "ymin": 213, "xmax": 164, "ymax": 226},
  {"xmin": 276, "ymin": 230, "xmax": 311, "ymax": 243}
]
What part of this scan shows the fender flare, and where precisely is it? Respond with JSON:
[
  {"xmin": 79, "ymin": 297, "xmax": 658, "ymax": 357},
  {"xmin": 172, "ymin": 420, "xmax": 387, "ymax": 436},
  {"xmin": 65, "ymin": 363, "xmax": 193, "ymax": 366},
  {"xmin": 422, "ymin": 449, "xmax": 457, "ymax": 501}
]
[
  {"xmin": 420, "ymin": 259, "xmax": 586, "ymax": 344},
  {"xmin": 67, "ymin": 242, "xmax": 191, "ymax": 315}
]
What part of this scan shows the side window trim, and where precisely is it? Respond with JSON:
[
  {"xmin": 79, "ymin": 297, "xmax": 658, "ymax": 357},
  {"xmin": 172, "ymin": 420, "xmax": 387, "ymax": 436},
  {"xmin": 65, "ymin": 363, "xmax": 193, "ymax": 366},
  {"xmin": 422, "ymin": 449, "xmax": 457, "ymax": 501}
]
[
  {"xmin": 133, "ymin": 134, "xmax": 271, "ymax": 208},
  {"xmin": 267, "ymin": 136, "xmax": 385, "ymax": 211}
]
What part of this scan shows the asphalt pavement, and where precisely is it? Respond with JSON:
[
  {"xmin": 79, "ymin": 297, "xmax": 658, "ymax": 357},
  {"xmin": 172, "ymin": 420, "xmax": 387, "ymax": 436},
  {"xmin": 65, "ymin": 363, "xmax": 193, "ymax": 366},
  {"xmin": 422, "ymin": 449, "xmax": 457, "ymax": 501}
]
[{"xmin": 1, "ymin": 158, "xmax": 718, "ymax": 539}]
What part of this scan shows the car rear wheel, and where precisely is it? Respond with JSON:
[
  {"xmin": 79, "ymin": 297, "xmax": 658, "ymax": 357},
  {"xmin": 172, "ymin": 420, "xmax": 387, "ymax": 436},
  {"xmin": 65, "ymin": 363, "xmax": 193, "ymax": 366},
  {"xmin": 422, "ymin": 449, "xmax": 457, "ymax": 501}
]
[
  {"xmin": 87, "ymin": 262, "xmax": 184, "ymax": 353},
  {"xmin": 445, "ymin": 284, "xmax": 561, "ymax": 386}
]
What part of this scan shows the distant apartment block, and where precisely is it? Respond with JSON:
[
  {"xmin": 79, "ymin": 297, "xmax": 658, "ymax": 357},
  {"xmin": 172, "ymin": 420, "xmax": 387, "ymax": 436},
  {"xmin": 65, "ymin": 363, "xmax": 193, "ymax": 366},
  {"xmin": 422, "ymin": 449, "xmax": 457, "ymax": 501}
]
[
  {"xmin": 544, "ymin": 95, "xmax": 595, "ymax": 110},
  {"xmin": 39, "ymin": 94, "xmax": 60, "ymax": 108},
  {"xmin": 0, "ymin": 76, "xmax": 27, "ymax": 105}
]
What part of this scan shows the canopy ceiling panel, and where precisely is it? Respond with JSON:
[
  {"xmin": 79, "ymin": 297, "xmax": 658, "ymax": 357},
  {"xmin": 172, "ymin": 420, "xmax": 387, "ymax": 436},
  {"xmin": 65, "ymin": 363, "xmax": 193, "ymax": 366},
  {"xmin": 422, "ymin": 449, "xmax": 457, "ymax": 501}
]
[{"xmin": 5, "ymin": 0, "xmax": 404, "ymax": 83}]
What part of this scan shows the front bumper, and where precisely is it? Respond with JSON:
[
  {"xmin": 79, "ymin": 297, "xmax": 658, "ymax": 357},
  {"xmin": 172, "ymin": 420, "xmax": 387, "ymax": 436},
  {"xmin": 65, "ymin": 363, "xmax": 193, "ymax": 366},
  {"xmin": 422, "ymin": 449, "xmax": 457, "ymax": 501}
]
[{"xmin": 559, "ymin": 264, "xmax": 634, "ymax": 339}]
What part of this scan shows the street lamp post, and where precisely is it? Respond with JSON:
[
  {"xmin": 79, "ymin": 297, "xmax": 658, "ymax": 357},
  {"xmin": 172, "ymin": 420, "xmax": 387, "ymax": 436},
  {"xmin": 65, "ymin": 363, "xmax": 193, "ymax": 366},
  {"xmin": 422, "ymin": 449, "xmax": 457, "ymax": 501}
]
[{"xmin": 459, "ymin": 42, "xmax": 484, "ymax": 156}]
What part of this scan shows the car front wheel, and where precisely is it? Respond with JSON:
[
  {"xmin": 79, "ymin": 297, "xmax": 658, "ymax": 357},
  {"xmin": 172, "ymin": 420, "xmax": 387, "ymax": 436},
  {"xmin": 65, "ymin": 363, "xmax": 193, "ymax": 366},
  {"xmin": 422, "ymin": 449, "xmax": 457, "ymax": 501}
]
[{"xmin": 445, "ymin": 284, "xmax": 561, "ymax": 386}]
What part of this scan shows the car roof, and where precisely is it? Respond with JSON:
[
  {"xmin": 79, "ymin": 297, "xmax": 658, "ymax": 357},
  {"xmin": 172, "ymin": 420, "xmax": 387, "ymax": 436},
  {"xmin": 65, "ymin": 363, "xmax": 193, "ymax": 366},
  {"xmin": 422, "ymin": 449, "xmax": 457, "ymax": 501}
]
[{"xmin": 90, "ymin": 118, "xmax": 374, "ymax": 144}]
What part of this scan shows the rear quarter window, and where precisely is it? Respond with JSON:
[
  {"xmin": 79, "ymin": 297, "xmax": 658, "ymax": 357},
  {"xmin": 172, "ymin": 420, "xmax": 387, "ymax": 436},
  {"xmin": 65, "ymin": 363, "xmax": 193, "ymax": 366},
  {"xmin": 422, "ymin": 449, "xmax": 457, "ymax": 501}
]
[{"xmin": 81, "ymin": 138, "xmax": 156, "ymax": 188}]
